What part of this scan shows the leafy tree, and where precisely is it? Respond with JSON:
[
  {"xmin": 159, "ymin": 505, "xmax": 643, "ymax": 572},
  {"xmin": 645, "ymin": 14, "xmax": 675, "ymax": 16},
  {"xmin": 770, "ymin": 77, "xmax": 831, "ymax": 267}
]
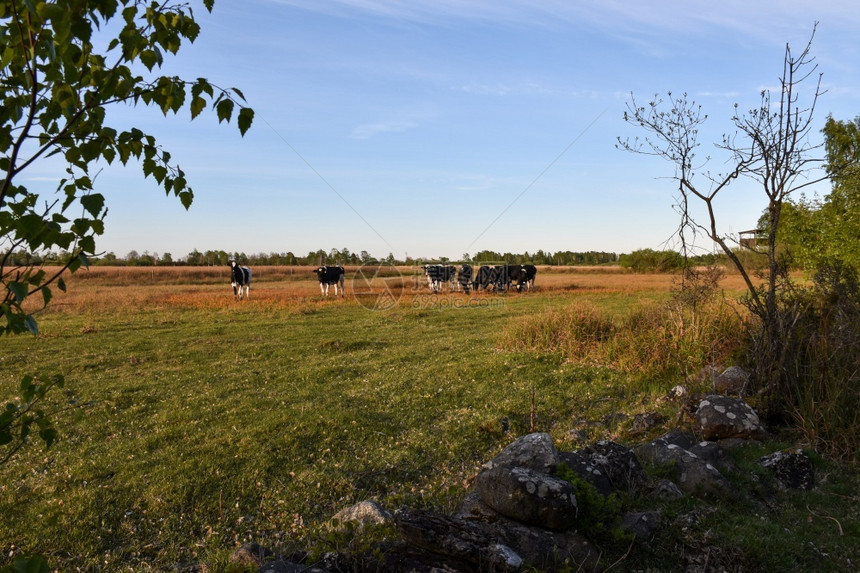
[
  {"xmin": 1, "ymin": 0, "xmax": 253, "ymax": 471},
  {"xmin": 819, "ymin": 116, "xmax": 860, "ymax": 268},
  {"xmin": 618, "ymin": 27, "xmax": 828, "ymax": 400}
]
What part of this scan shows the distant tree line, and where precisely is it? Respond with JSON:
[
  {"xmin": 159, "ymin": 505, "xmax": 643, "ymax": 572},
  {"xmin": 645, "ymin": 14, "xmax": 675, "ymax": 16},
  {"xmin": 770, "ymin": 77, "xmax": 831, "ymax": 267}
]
[{"xmin": 6, "ymin": 246, "xmax": 753, "ymax": 272}]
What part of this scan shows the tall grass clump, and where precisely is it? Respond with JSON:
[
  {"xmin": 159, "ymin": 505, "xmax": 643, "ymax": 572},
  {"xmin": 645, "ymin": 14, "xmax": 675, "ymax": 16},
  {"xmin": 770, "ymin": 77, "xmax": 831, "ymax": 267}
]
[
  {"xmin": 499, "ymin": 268, "xmax": 745, "ymax": 381},
  {"xmin": 747, "ymin": 262, "xmax": 860, "ymax": 464}
]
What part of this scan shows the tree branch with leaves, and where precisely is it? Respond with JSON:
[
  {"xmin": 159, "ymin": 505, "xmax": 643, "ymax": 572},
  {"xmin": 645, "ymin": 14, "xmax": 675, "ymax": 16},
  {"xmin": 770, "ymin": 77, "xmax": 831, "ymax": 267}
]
[{"xmin": 1, "ymin": 0, "xmax": 253, "ymax": 481}]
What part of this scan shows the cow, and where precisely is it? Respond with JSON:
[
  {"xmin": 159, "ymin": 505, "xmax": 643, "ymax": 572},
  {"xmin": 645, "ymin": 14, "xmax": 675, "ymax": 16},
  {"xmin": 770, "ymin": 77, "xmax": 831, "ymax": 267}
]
[
  {"xmin": 520, "ymin": 264, "xmax": 537, "ymax": 291},
  {"xmin": 456, "ymin": 264, "xmax": 473, "ymax": 293},
  {"xmin": 422, "ymin": 264, "xmax": 456, "ymax": 293},
  {"xmin": 315, "ymin": 265, "xmax": 345, "ymax": 297},
  {"xmin": 230, "ymin": 261, "xmax": 252, "ymax": 300},
  {"xmin": 474, "ymin": 265, "xmax": 506, "ymax": 292},
  {"xmin": 509, "ymin": 264, "xmax": 538, "ymax": 292}
]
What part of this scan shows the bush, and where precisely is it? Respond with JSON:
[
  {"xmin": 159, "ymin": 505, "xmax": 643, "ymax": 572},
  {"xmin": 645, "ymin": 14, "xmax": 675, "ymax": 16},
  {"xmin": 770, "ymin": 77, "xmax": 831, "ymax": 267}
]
[
  {"xmin": 498, "ymin": 279, "xmax": 745, "ymax": 381},
  {"xmin": 748, "ymin": 261, "xmax": 860, "ymax": 463}
]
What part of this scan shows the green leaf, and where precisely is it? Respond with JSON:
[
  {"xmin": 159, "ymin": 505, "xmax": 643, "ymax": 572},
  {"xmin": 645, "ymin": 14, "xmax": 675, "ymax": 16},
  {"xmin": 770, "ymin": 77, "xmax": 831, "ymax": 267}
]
[
  {"xmin": 216, "ymin": 98, "xmax": 233, "ymax": 124},
  {"xmin": 24, "ymin": 315, "xmax": 39, "ymax": 335},
  {"xmin": 80, "ymin": 194, "xmax": 105, "ymax": 218},
  {"xmin": 8, "ymin": 282, "xmax": 27, "ymax": 303},
  {"xmin": 179, "ymin": 189, "xmax": 193, "ymax": 210},
  {"xmin": 238, "ymin": 107, "xmax": 254, "ymax": 136},
  {"xmin": 190, "ymin": 95, "xmax": 205, "ymax": 119}
]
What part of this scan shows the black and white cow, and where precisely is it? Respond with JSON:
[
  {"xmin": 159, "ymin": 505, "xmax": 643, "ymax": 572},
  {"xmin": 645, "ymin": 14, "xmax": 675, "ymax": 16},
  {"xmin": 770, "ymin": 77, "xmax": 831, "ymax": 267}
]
[
  {"xmin": 315, "ymin": 265, "xmax": 345, "ymax": 297},
  {"xmin": 456, "ymin": 264, "xmax": 473, "ymax": 293},
  {"xmin": 422, "ymin": 264, "xmax": 457, "ymax": 293},
  {"xmin": 520, "ymin": 264, "xmax": 537, "ymax": 291},
  {"xmin": 474, "ymin": 265, "xmax": 506, "ymax": 292},
  {"xmin": 509, "ymin": 264, "xmax": 538, "ymax": 292},
  {"xmin": 230, "ymin": 261, "xmax": 252, "ymax": 300}
]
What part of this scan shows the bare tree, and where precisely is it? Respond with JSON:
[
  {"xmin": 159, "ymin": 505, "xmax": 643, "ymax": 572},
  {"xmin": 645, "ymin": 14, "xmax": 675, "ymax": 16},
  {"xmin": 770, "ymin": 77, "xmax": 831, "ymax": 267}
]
[{"xmin": 618, "ymin": 25, "xmax": 828, "ymax": 395}]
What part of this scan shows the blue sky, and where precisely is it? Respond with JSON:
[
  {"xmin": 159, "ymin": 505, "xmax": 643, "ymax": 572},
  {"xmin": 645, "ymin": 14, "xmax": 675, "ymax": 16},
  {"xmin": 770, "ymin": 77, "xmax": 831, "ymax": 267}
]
[{"xmin": 27, "ymin": 0, "xmax": 860, "ymax": 261}]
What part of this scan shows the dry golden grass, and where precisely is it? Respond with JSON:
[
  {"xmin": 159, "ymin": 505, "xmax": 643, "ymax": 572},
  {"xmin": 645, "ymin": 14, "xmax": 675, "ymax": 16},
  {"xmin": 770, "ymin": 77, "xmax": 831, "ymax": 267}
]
[
  {"xmin": 30, "ymin": 265, "xmax": 755, "ymax": 315},
  {"xmin": 26, "ymin": 266, "xmax": 760, "ymax": 312}
]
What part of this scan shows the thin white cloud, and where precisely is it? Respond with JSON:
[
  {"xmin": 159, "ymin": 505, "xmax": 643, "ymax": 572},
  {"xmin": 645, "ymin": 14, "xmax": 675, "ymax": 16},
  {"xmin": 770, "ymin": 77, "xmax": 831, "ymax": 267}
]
[{"xmin": 351, "ymin": 119, "xmax": 419, "ymax": 139}]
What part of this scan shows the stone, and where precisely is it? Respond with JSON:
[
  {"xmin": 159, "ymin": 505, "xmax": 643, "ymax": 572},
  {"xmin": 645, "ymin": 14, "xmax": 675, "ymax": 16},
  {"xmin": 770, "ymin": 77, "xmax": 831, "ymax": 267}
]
[
  {"xmin": 689, "ymin": 441, "xmax": 736, "ymax": 474},
  {"xmin": 394, "ymin": 507, "xmax": 522, "ymax": 572},
  {"xmin": 576, "ymin": 440, "xmax": 648, "ymax": 493},
  {"xmin": 557, "ymin": 451, "xmax": 616, "ymax": 497},
  {"xmin": 619, "ymin": 510, "xmax": 662, "ymax": 539},
  {"xmin": 330, "ymin": 500, "xmax": 391, "ymax": 531},
  {"xmin": 483, "ymin": 432, "xmax": 559, "ymax": 474},
  {"xmin": 713, "ymin": 366, "xmax": 750, "ymax": 394},
  {"xmin": 759, "ymin": 450, "xmax": 815, "ymax": 490},
  {"xmin": 649, "ymin": 478, "xmax": 683, "ymax": 501},
  {"xmin": 696, "ymin": 395, "xmax": 766, "ymax": 440},
  {"xmin": 475, "ymin": 465, "xmax": 578, "ymax": 530},
  {"xmin": 635, "ymin": 435, "xmax": 732, "ymax": 496}
]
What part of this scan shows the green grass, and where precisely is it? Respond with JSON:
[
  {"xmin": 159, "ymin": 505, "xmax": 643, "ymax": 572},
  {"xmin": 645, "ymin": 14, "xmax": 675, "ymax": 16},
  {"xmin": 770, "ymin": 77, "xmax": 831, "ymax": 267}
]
[{"xmin": 1, "ymin": 288, "xmax": 858, "ymax": 571}]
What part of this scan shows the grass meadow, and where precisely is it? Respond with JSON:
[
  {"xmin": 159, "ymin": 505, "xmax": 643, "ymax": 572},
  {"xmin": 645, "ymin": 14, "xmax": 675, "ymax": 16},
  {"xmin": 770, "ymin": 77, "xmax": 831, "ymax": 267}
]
[{"xmin": 1, "ymin": 266, "xmax": 857, "ymax": 571}]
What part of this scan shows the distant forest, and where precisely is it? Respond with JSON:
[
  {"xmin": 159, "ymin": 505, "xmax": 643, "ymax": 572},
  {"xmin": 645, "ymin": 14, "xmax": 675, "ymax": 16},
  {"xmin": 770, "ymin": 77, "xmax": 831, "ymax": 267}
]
[{"xmin": 9, "ymin": 247, "xmax": 733, "ymax": 272}]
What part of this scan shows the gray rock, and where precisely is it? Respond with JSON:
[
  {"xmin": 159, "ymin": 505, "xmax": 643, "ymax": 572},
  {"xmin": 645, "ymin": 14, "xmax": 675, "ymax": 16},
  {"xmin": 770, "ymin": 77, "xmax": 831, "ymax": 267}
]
[
  {"xmin": 649, "ymin": 478, "xmax": 684, "ymax": 500},
  {"xmin": 713, "ymin": 366, "xmax": 750, "ymax": 394},
  {"xmin": 577, "ymin": 440, "xmax": 648, "ymax": 493},
  {"xmin": 475, "ymin": 465, "xmax": 578, "ymax": 530},
  {"xmin": 635, "ymin": 435, "xmax": 731, "ymax": 496},
  {"xmin": 759, "ymin": 449, "xmax": 815, "ymax": 490},
  {"xmin": 483, "ymin": 432, "xmax": 559, "ymax": 474},
  {"xmin": 330, "ymin": 500, "xmax": 391, "ymax": 531},
  {"xmin": 696, "ymin": 395, "xmax": 766, "ymax": 440},
  {"xmin": 394, "ymin": 507, "xmax": 522, "ymax": 572},
  {"xmin": 557, "ymin": 450, "xmax": 616, "ymax": 497},
  {"xmin": 619, "ymin": 510, "xmax": 662, "ymax": 539},
  {"xmin": 689, "ymin": 441, "xmax": 736, "ymax": 474}
]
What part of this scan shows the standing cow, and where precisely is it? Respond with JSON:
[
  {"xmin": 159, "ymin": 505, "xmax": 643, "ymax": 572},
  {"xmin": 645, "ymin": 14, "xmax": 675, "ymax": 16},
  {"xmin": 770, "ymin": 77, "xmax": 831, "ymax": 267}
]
[
  {"xmin": 474, "ymin": 265, "xmax": 506, "ymax": 292},
  {"xmin": 422, "ymin": 264, "xmax": 456, "ymax": 293},
  {"xmin": 457, "ymin": 264, "xmax": 473, "ymax": 293},
  {"xmin": 230, "ymin": 261, "xmax": 252, "ymax": 300},
  {"xmin": 315, "ymin": 265, "xmax": 345, "ymax": 297}
]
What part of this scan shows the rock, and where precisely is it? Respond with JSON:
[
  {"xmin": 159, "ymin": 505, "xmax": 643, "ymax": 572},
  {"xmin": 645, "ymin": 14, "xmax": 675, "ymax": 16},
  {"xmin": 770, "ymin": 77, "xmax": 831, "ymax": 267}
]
[
  {"xmin": 557, "ymin": 450, "xmax": 616, "ymax": 497},
  {"xmin": 689, "ymin": 441, "xmax": 736, "ymax": 474},
  {"xmin": 330, "ymin": 500, "xmax": 391, "ymax": 531},
  {"xmin": 483, "ymin": 432, "xmax": 559, "ymax": 474},
  {"xmin": 452, "ymin": 490, "xmax": 502, "ymax": 521},
  {"xmin": 660, "ymin": 429, "xmax": 697, "ymax": 450},
  {"xmin": 649, "ymin": 478, "xmax": 683, "ymax": 501},
  {"xmin": 576, "ymin": 440, "xmax": 648, "ymax": 494},
  {"xmin": 486, "ymin": 517, "xmax": 600, "ymax": 571},
  {"xmin": 667, "ymin": 384, "xmax": 689, "ymax": 400},
  {"xmin": 635, "ymin": 435, "xmax": 732, "ymax": 496},
  {"xmin": 394, "ymin": 507, "xmax": 522, "ymax": 572},
  {"xmin": 619, "ymin": 510, "xmax": 662, "ymax": 539},
  {"xmin": 696, "ymin": 395, "xmax": 766, "ymax": 440},
  {"xmin": 759, "ymin": 450, "xmax": 815, "ymax": 490},
  {"xmin": 713, "ymin": 366, "xmax": 750, "ymax": 394},
  {"xmin": 475, "ymin": 465, "xmax": 578, "ymax": 530},
  {"xmin": 229, "ymin": 542, "xmax": 273, "ymax": 568}
]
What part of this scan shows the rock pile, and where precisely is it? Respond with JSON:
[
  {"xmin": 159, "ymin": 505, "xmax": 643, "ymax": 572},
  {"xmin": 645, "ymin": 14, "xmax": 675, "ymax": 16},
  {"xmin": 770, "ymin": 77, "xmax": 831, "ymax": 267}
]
[{"xmin": 229, "ymin": 392, "xmax": 814, "ymax": 572}]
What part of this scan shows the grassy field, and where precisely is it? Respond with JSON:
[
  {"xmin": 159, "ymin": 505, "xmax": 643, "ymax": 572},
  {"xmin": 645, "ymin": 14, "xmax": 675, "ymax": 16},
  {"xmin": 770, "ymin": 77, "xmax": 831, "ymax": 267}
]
[{"xmin": 1, "ymin": 266, "xmax": 857, "ymax": 571}]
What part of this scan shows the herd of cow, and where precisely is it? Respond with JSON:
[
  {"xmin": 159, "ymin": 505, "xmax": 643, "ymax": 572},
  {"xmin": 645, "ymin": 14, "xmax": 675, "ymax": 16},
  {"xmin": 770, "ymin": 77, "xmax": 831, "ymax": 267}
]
[
  {"xmin": 420, "ymin": 263, "xmax": 537, "ymax": 294},
  {"xmin": 228, "ymin": 261, "xmax": 537, "ymax": 299}
]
